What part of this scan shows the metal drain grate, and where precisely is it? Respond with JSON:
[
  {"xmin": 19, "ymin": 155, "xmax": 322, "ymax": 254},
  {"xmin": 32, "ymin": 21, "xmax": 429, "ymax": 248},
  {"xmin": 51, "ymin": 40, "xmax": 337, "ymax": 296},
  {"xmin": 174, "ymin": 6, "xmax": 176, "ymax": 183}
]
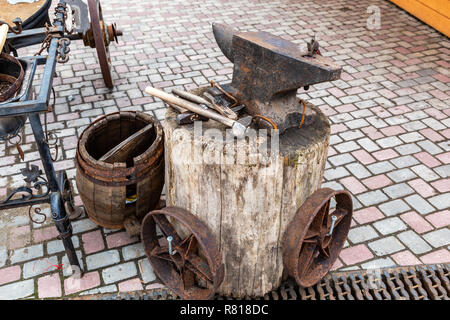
[
  {"xmin": 74, "ymin": 263, "xmax": 449, "ymax": 300},
  {"xmin": 268, "ymin": 263, "xmax": 449, "ymax": 300}
]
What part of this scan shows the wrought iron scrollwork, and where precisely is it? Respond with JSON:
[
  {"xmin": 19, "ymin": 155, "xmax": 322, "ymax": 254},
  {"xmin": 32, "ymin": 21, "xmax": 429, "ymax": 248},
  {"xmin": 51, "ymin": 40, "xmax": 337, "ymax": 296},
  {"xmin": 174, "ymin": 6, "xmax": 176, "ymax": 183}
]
[
  {"xmin": 0, "ymin": 164, "xmax": 50, "ymax": 206},
  {"xmin": 28, "ymin": 204, "xmax": 47, "ymax": 224}
]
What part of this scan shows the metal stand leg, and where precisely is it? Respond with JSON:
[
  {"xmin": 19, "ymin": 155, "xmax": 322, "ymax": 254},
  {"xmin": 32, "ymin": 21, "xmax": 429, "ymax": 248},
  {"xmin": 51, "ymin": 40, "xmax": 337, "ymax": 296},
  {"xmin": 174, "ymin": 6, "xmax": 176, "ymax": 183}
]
[{"xmin": 28, "ymin": 113, "xmax": 82, "ymax": 274}]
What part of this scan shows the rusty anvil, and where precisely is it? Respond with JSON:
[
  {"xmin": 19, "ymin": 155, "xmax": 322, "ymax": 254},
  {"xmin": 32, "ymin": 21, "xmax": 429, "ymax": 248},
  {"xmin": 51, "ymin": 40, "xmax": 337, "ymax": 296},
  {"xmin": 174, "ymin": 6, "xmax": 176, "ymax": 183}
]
[{"xmin": 212, "ymin": 23, "xmax": 342, "ymax": 133}]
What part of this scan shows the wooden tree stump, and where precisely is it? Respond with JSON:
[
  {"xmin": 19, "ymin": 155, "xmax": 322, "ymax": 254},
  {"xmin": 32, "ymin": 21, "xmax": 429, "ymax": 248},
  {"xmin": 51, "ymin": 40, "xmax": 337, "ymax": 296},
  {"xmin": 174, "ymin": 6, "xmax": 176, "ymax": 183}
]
[{"xmin": 163, "ymin": 94, "xmax": 330, "ymax": 298}]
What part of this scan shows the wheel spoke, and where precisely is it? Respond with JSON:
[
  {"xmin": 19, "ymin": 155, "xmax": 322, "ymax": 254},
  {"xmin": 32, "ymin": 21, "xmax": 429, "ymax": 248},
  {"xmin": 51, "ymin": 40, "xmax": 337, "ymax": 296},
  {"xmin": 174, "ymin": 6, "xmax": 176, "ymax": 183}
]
[
  {"xmin": 330, "ymin": 207, "xmax": 348, "ymax": 227},
  {"xmin": 184, "ymin": 253, "xmax": 214, "ymax": 282},
  {"xmin": 153, "ymin": 215, "xmax": 183, "ymax": 243},
  {"xmin": 298, "ymin": 242, "xmax": 317, "ymax": 277},
  {"xmin": 303, "ymin": 229, "xmax": 320, "ymax": 243},
  {"xmin": 319, "ymin": 244, "xmax": 331, "ymax": 259},
  {"xmin": 181, "ymin": 268, "xmax": 195, "ymax": 290},
  {"xmin": 310, "ymin": 200, "xmax": 330, "ymax": 235}
]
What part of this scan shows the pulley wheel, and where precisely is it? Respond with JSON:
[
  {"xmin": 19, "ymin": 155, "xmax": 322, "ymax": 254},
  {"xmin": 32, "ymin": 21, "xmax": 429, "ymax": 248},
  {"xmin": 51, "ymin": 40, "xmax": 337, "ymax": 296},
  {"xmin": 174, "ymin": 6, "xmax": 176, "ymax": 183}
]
[
  {"xmin": 282, "ymin": 188, "xmax": 353, "ymax": 288},
  {"xmin": 141, "ymin": 207, "xmax": 225, "ymax": 300},
  {"xmin": 87, "ymin": 0, "xmax": 113, "ymax": 88}
]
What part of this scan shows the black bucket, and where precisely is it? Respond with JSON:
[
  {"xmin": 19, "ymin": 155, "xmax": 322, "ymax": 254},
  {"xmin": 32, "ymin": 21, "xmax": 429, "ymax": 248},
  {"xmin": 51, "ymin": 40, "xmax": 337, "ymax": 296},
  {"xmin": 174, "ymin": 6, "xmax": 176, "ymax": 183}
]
[{"xmin": 0, "ymin": 53, "xmax": 26, "ymax": 140}]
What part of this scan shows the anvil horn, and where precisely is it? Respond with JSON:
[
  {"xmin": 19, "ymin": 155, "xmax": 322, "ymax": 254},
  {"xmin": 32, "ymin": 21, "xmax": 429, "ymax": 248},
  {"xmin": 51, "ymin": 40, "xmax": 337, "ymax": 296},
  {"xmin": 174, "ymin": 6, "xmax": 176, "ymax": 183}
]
[
  {"xmin": 212, "ymin": 23, "xmax": 235, "ymax": 63},
  {"xmin": 211, "ymin": 22, "xmax": 343, "ymax": 133}
]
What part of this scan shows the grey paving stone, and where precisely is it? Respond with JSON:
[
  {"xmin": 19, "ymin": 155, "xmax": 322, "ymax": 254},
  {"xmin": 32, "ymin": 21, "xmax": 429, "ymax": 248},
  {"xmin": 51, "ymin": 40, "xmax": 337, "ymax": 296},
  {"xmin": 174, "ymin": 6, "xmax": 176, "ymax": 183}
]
[
  {"xmin": 86, "ymin": 250, "xmax": 120, "ymax": 270},
  {"xmin": 351, "ymin": 196, "xmax": 363, "ymax": 211},
  {"xmin": 366, "ymin": 116, "xmax": 387, "ymax": 129},
  {"xmin": 138, "ymin": 258, "xmax": 156, "ymax": 283},
  {"xmin": 405, "ymin": 110, "xmax": 428, "ymax": 121},
  {"xmin": 62, "ymin": 250, "xmax": 83, "ymax": 277},
  {"xmin": 0, "ymin": 246, "xmax": 7, "ymax": 268},
  {"xmin": 335, "ymin": 141, "xmax": 360, "ymax": 153},
  {"xmin": 422, "ymin": 118, "xmax": 445, "ymax": 130},
  {"xmin": 383, "ymin": 183, "xmax": 414, "ymax": 199},
  {"xmin": 401, "ymin": 120, "xmax": 426, "ymax": 131},
  {"xmin": 368, "ymin": 236, "xmax": 405, "ymax": 256},
  {"xmin": 46, "ymin": 236, "xmax": 80, "ymax": 255},
  {"xmin": 357, "ymin": 138, "xmax": 380, "ymax": 152},
  {"xmin": 328, "ymin": 153, "xmax": 356, "ymax": 166},
  {"xmin": 321, "ymin": 181, "xmax": 343, "ymax": 190},
  {"xmin": 417, "ymin": 140, "xmax": 443, "ymax": 155},
  {"xmin": 434, "ymin": 164, "xmax": 450, "ymax": 178},
  {"xmin": 390, "ymin": 155, "xmax": 419, "ymax": 169},
  {"xmin": 376, "ymin": 136, "xmax": 403, "ymax": 148},
  {"xmin": 357, "ymin": 190, "xmax": 389, "ymax": 206},
  {"xmin": 397, "ymin": 231, "xmax": 432, "ymax": 254},
  {"xmin": 395, "ymin": 143, "xmax": 422, "ymax": 156},
  {"xmin": 423, "ymin": 229, "xmax": 450, "ymax": 248},
  {"xmin": 411, "ymin": 165, "xmax": 440, "ymax": 181},
  {"xmin": 324, "ymin": 167, "xmax": 350, "ymax": 180},
  {"xmin": 329, "ymin": 135, "xmax": 343, "ymax": 145},
  {"xmin": 387, "ymin": 168, "xmax": 416, "ymax": 183},
  {"xmin": 399, "ymin": 132, "xmax": 424, "ymax": 143},
  {"xmin": 379, "ymin": 199, "xmax": 410, "ymax": 216},
  {"xmin": 0, "ymin": 279, "xmax": 34, "ymax": 300},
  {"xmin": 330, "ymin": 113, "xmax": 352, "ymax": 124},
  {"xmin": 404, "ymin": 195, "xmax": 435, "ymax": 215},
  {"xmin": 23, "ymin": 256, "xmax": 58, "ymax": 279},
  {"xmin": 438, "ymin": 140, "xmax": 450, "ymax": 152},
  {"xmin": 10, "ymin": 244, "xmax": 44, "ymax": 264},
  {"xmin": 345, "ymin": 162, "xmax": 371, "ymax": 179},
  {"xmin": 72, "ymin": 219, "xmax": 99, "ymax": 234},
  {"xmin": 373, "ymin": 217, "xmax": 407, "ymax": 235},
  {"xmin": 122, "ymin": 243, "xmax": 146, "ymax": 261},
  {"xmin": 367, "ymin": 161, "xmax": 395, "ymax": 175},
  {"xmin": 80, "ymin": 284, "xmax": 117, "ymax": 296},
  {"xmin": 102, "ymin": 262, "xmax": 137, "ymax": 284},
  {"xmin": 347, "ymin": 226, "xmax": 379, "ymax": 244},
  {"xmin": 386, "ymin": 115, "xmax": 409, "ymax": 126},
  {"xmin": 428, "ymin": 193, "xmax": 450, "ymax": 210},
  {"xmin": 361, "ymin": 257, "xmax": 396, "ymax": 269},
  {"xmin": 339, "ymin": 130, "xmax": 364, "ymax": 141}
]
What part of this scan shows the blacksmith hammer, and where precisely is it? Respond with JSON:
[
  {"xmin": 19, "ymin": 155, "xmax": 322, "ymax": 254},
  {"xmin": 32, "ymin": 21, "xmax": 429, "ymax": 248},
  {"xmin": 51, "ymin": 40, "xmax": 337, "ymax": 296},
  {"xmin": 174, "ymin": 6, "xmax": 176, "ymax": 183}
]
[
  {"xmin": 212, "ymin": 23, "xmax": 342, "ymax": 133},
  {"xmin": 145, "ymin": 87, "xmax": 252, "ymax": 138}
]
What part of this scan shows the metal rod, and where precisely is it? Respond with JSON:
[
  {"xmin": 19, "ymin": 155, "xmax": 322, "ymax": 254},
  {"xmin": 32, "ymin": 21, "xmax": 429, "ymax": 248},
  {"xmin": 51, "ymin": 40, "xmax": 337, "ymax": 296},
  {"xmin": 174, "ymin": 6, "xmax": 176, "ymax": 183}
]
[
  {"xmin": 0, "ymin": 196, "xmax": 51, "ymax": 211},
  {"xmin": 37, "ymin": 39, "xmax": 59, "ymax": 107},
  {"xmin": 145, "ymin": 87, "xmax": 234, "ymax": 127}
]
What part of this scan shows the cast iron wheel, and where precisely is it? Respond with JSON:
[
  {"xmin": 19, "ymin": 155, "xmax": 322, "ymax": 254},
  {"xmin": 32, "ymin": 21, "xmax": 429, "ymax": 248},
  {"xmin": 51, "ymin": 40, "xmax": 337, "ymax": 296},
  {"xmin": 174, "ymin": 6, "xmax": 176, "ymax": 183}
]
[
  {"xmin": 87, "ymin": 0, "xmax": 114, "ymax": 88},
  {"xmin": 282, "ymin": 188, "xmax": 353, "ymax": 288},
  {"xmin": 57, "ymin": 171, "xmax": 83, "ymax": 220},
  {"xmin": 141, "ymin": 207, "xmax": 224, "ymax": 300}
]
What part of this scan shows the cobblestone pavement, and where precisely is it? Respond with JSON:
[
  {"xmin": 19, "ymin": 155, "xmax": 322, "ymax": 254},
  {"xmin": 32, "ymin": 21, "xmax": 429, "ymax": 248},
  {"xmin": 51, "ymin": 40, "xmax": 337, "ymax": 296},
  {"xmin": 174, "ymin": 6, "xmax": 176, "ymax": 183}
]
[{"xmin": 0, "ymin": 0, "xmax": 449, "ymax": 299}]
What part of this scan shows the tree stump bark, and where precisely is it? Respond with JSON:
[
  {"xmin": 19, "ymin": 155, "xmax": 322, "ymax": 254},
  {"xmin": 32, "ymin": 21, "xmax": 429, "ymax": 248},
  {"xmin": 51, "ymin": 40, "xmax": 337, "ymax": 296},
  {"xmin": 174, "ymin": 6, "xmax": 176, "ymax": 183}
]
[{"xmin": 163, "ymin": 93, "xmax": 330, "ymax": 298}]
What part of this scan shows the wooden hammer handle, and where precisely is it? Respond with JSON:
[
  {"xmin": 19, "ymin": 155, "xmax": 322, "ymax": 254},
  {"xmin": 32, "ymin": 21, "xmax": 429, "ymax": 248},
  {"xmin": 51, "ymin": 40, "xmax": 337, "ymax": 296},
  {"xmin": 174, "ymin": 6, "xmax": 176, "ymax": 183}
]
[{"xmin": 145, "ymin": 86, "xmax": 235, "ymax": 127}]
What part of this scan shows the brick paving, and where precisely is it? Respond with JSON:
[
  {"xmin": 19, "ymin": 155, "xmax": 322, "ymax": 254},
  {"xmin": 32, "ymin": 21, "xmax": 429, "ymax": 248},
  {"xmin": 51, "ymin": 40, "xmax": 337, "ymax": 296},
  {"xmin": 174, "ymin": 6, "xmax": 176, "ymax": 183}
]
[{"xmin": 0, "ymin": 0, "xmax": 449, "ymax": 299}]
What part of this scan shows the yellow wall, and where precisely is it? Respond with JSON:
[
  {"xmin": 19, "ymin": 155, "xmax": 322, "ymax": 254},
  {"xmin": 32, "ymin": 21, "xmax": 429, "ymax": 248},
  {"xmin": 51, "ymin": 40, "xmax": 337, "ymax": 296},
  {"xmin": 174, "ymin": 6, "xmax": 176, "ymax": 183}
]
[{"xmin": 389, "ymin": 0, "xmax": 450, "ymax": 37}]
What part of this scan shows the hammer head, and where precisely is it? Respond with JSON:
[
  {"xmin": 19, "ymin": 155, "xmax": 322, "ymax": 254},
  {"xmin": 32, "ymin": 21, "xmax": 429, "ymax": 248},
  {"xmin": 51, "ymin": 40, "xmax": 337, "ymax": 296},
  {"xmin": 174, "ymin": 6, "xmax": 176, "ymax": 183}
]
[{"xmin": 212, "ymin": 23, "xmax": 342, "ymax": 133}]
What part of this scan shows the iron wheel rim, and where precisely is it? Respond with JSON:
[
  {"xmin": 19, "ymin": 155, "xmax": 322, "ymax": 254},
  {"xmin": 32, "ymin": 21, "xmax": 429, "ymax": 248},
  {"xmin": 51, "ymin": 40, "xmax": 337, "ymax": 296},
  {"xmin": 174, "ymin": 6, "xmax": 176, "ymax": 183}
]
[
  {"xmin": 141, "ymin": 206, "xmax": 224, "ymax": 300},
  {"xmin": 87, "ymin": 0, "xmax": 113, "ymax": 88},
  {"xmin": 282, "ymin": 188, "xmax": 353, "ymax": 288}
]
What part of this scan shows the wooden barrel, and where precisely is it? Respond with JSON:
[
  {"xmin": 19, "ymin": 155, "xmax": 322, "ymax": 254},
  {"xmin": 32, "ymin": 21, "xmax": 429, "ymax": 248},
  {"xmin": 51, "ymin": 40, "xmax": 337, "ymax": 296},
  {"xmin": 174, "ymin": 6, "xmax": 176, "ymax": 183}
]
[{"xmin": 76, "ymin": 111, "xmax": 164, "ymax": 229}]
